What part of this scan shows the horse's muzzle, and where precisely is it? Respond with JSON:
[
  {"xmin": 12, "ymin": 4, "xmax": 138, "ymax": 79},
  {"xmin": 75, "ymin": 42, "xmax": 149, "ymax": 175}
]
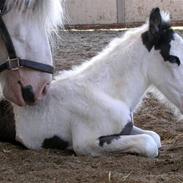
[
  {"xmin": 18, "ymin": 81, "xmax": 35, "ymax": 105},
  {"xmin": 17, "ymin": 81, "xmax": 49, "ymax": 106}
]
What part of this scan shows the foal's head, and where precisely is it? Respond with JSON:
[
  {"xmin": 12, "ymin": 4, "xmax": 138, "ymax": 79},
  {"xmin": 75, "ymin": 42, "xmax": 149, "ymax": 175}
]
[
  {"xmin": 142, "ymin": 8, "xmax": 183, "ymax": 112},
  {"xmin": 0, "ymin": 0, "xmax": 63, "ymax": 106}
]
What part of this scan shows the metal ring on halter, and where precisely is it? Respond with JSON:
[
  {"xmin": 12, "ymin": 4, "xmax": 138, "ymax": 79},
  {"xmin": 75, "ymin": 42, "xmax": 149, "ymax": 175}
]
[{"xmin": 7, "ymin": 57, "xmax": 21, "ymax": 70}]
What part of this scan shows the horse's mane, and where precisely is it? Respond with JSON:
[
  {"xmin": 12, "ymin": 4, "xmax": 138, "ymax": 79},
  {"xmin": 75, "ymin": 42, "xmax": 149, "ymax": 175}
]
[{"xmin": 4, "ymin": 0, "xmax": 64, "ymax": 31}]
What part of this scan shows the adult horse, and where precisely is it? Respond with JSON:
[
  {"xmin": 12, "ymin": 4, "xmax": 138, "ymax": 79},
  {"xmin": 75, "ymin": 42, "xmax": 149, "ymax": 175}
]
[
  {"xmin": 0, "ymin": 0, "xmax": 63, "ymax": 106},
  {"xmin": 3, "ymin": 7, "xmax": 183, "ymax": 158}
]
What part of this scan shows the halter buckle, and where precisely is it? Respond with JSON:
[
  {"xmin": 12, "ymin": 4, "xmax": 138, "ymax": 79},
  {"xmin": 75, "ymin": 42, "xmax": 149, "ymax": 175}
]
[{"xmin": 7, "ymin": 57, "xmax": 21, "ymax": 70}]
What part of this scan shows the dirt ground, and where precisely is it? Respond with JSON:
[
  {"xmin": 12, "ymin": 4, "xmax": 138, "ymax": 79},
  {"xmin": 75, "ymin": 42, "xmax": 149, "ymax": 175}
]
[{"xmin": 0, "ymin": 30, "xmax": 183, "ymax": 183}]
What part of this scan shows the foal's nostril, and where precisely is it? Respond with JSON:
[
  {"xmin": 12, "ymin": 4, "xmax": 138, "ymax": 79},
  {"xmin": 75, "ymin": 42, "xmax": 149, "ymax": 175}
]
[{"xmin": 18, "ymin": 81, "xmax": 35, "ymax": 104}]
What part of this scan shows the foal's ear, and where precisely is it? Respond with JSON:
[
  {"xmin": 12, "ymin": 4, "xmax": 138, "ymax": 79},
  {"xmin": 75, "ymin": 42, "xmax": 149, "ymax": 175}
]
[{"xmin": 149, "ymin": 8, "xmax": 162, "ymax": 36}]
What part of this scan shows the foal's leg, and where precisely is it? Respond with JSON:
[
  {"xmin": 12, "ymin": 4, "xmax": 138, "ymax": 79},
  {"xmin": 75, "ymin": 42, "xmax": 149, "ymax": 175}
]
[
  {"xmin": 72, "ymin": 114, "xmax": 159, "ymax": 157},
  {"xmin": 131, "ymin": 126, "xmax": 161, "ymax": 148},
  {"xmin": 73, "ymin": 131, "xmax": 159, "ymax": 158},
  {"xmin": 130, "ymin": 112, "xmax": 161, "ymax": 148},
  {"xmin": 98, "ymin": 134, "xmax": 159, "ymax": 157}
]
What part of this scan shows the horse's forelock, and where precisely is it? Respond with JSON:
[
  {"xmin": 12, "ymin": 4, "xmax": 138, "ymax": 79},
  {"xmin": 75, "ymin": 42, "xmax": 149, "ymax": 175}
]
[{"xmin": 4, "ymin": 0, "xmax": 64, "ymax": 31}]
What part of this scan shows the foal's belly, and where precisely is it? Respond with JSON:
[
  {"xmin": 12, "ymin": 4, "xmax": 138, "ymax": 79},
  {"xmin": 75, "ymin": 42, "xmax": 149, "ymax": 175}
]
[
  {"xmin": 14, "ymin": 108, "xmax": 72, "ymax": 150},
  {"xmin": 16, "ymin": 131, "xmax": 72, "ymax": 150}
]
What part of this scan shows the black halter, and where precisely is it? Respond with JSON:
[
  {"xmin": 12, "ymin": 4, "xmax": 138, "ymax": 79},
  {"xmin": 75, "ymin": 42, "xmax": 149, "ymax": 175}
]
[{"xmin": 0, "ymin": 1, "xmax": 54, "ymax": 74}]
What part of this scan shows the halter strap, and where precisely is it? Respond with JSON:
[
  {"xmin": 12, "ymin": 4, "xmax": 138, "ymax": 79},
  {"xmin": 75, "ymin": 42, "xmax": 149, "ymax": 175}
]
[
  {"xmin": 0, "ymin": 16, "xmax": 17, "ymax": 59},
  {"xmin": 0, "ymin": 5, "xmax": 54, "ymax": 74},
  {"xmin": 0, "ymin": 58, "xmax": 54, "ymax": 74}
]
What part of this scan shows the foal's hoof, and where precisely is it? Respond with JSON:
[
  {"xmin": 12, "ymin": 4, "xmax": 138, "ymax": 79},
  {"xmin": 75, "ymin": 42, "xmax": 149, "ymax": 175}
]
[{"xmin": 142, "ymin": 135, "xmax": 159, "ymax": 158}]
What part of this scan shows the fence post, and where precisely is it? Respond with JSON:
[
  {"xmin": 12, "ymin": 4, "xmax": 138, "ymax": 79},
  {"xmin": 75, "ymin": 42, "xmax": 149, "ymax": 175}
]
[{"xmin": 117, "ymin": 0, "xmax": 125, "ymax": 24}]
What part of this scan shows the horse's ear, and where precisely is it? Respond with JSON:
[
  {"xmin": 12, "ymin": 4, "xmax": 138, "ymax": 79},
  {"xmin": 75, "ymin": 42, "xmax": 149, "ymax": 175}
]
[{"xmin": 149, "ymin": 8, "xmax": 162, "ymax": 36}]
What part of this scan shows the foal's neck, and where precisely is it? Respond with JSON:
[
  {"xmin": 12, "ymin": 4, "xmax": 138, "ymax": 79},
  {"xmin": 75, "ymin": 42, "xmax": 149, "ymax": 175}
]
[
  {"xmin": 82, "ymin": 30, "xmax": 150, "ymax": 110},
  {"xmin": 61, "ymin": 26, "xmax": 150, "ymax": 111}
]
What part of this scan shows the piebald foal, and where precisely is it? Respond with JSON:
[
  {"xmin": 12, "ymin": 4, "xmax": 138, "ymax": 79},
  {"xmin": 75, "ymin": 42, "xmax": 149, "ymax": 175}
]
[{"xmin": 3, "ymin": 8, "xmax": 183, "ymax": 158}]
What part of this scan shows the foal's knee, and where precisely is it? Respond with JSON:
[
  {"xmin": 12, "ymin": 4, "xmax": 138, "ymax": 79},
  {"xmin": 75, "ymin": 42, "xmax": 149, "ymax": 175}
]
[{"xmin": 73, "ymin": 140, "xmax": 101, "ymax": 156}]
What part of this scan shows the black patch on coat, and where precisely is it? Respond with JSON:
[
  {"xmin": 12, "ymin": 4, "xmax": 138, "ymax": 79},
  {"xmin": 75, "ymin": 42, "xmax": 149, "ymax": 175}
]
[
  {"xmin": 99, "ymin": 134, "xmax": 120, "ymax": 147},
  {"xmin": 0, "ymin": 0, "xmax": 6, "ymax": 15},
  {"xmin": 99, "ymin": 121, "xmax": 133, "ymax": 147},
  {"xmin": 0, "ymin": 100, "xmax": 16, "ymax": 143},
  {"xmin": 120, "ymin": 122, "xmax": 133, "ymax": 135},
  {"xmin": 141, "ymin": 7, "xmax": 180, "ymax": 66},
  {"xmin": 0, "ymin": 99, "xmax": 27, "ymax": 148},
  {"xmin": 42, "ymin": 136, "xmax": 69, "ymax": 150}
]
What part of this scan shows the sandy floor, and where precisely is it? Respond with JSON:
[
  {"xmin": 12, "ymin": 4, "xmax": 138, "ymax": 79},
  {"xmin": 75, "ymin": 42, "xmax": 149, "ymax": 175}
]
[{"xmin": 0, "ymin": 30, "xmax": 183, "ymax": 183}]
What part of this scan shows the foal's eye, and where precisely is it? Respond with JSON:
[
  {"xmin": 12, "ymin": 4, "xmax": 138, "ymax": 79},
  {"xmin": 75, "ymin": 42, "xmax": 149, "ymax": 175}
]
[{"xmin": 168, "ymin": 55, "xmax": 181, "ymax": 66}]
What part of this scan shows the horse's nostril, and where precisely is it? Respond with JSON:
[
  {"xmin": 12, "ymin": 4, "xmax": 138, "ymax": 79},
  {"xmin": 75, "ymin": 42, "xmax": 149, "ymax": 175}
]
[
  {"xmin": 42, "ymin": 85, "xmax": 48, "ymax": 96},
  {"xmin": 18, "ymin": 81, "xmax": 35, "ymax": 104}
]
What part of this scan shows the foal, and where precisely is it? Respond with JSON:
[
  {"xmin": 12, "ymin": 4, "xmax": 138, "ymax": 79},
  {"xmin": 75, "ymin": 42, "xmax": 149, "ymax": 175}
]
[{"xmin": 11, "ymin": 8, "xmax": 183, "ymax": 157}]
